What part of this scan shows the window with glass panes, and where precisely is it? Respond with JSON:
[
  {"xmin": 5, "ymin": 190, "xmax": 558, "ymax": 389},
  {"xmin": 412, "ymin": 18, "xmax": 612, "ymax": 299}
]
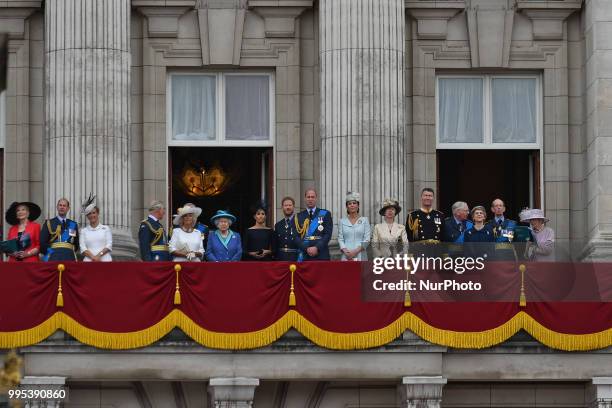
[
  {"xmin": 168, "ymin": 72, "xmax": 274, "ymax": 146},
  {"xmin": 436, "ymin": 75, "xmax": 541, "ymax": 149}
]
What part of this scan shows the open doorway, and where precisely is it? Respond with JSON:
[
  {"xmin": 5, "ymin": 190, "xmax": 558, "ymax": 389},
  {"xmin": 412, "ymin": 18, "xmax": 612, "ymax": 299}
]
[
  {"xmin": 169, "ymin": 147, "xmax": 273, "ymax": 236},
  {"xmin": 437, "ymin": 150, "xmax": 540, "ymax": 221}
]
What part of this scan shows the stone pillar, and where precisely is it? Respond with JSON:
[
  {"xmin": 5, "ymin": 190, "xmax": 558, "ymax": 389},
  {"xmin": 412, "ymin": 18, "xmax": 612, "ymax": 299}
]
[
  {"xmin": 21, "ymin": 376, "xmax": 67, "ymax": 408},
  {"xmin": 583, "ymin": 0, "xmax": 612, "ymax": 259},
  {"xmin": 398, "ymin": 376, "xmax": 446, "ymax": 408},
  {"xmin": 588, "ymin": 377, "xmax": 612, "ymax": 408},
  {"xmin": 44, "ymin": 0, "xmax": 138, "ymax": 258},
  {"xmin": 208, "ymin": 377, "xmax": 259, "ymax": 407},
  {"xmin": 319, "ymin": 0, "xmax": 406, "ymax": 229}
]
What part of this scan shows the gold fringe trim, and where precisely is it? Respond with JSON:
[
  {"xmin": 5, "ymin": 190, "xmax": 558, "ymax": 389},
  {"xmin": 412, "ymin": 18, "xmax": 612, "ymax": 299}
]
[{"xmin": 1, "ymin": 311, "xmax": 611, "ymax": 351}]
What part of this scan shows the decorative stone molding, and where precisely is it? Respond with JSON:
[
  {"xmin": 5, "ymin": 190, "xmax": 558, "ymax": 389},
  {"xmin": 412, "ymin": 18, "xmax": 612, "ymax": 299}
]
[
  {"xmin": 197, "ymin": 0, "xmax": 247, "ymax": 65},
  {"xmin": 398, "ymin": 376, "xmax": 447, "ymax": 408},
  {"xmin": 405, "ymin": 1, "xmax": 465, "ymax": 40},
  {"xmin": 250, "ymin": 1, "xmax": 313, "ymax": 38},
  {"xmin": 0, "ymin": 7, "xmax": 40, "ymax": 39},
  {"xmin": 21, "ymin": 376, "xmax": 67, "ymax": 408},
  {"xmin": 208, "ymin": 377, "xmax": 259, "ymax": 408},
  {"xmin": 137, "ymin": 6, "xmax": 192, "ymax": 38},
  {"xmin": 466, "ymin": 1, "xmax": 514, "ymax": 68},
  {"xmin": 517, "ymin": 0, "xmax": 582, "ymax": 40},
  {"xmin": 587, "ymin": 377, "xmax": 612, "ymax": 408}
]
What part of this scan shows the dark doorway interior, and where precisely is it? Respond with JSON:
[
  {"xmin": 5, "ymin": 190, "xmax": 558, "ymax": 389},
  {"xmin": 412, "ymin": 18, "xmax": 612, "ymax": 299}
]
[
  {"xmin": 437, "ymin": 150, "xmax": 539, "ymax": 221},
  {"xmin": 169, "ymin": 147, "xmax": 273, "ymax": 237}
]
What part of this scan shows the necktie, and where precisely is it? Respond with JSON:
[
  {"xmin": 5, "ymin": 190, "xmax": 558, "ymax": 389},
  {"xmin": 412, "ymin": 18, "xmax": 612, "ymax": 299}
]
[
  {"xmin": 458, "ymin": 223, "xmax": 463, "ymax": 233},
  {"xmin": 309, "ymin": 210, "xmax": 314, "ymax": 220},
  {"xmin": 498, "ymin": 219, "xmax": 503, "ymax": 227},
  {"xmin": 62, "ymin": 220, "xmax": 67, "ymax": 231}
]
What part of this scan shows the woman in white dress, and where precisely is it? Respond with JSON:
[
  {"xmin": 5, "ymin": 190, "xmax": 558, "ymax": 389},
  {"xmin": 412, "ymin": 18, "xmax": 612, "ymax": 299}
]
[
  {"xmin": 338, "ymin": 192, "xmax": 371, "ymax": 261},
  {"xmin": 170, "ymin": 204, "xmax": 205, "ymax": 262},
  {"xmin": 79, "ymin": 201, "xmax": 113, "ymax": 262},
  {"xmin": 371, "ymin": 198, "xmax": 409, "ymax": 258}
]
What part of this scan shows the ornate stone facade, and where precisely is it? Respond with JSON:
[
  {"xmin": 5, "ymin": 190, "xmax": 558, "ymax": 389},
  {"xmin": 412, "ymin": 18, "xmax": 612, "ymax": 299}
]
[{"xmin": 1, "ymin": 0, "xmax": 612, "ymax": 405}]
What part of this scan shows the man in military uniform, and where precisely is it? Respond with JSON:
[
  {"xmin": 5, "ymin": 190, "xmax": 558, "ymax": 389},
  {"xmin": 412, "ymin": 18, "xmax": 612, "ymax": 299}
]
[
  {"xmin": 274, "ymin": 196, "xmax": 299, "ymax": 261},
  {"xmin": 441, "ymin": 201, "xmax": 472, "ymax": 257},
  {"xmin": 293, "ymin": 188, "xmax": 333, "ymax": 261},
  {"xmin": 487, "ymin": 198, "xmax": 518, "ymax": 260},
  {"xmin": 40, "ymin": 198, "xmax": 80, "ymax": 261},
  {"xmin": 406, "ymin": 188, "xmax": 444, "ymax": 243},
  {"xmin": 170, "ymin": 202, "xmax": 209, "ymax": 257},
  {"xmin": 138, "ymin": 200, "xmax": 171, "ymax": 261}
]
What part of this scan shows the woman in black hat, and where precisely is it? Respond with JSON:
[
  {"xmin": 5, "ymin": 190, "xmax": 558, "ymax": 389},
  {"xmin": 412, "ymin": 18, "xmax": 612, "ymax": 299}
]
[{"xmin": 5, "ymin": 201, "xmax": 41, "ymax": 262}]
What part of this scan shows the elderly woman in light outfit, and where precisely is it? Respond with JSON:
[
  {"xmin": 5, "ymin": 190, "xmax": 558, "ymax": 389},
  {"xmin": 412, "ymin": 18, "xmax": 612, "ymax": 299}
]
[
  {"xmin": 520, "ymin": 208, "xmax": 555, "ymax": 261},
  {"xmin": 206, "ymin": 210, "xmax": 242, "ymax": 262},
  {"xmin": 79, "ymin": 197, "xmax": 113, "ymax": 262},
  {"xmin": 169, "ymin": 204, "xmax": 205, "ymax": 262},
  {"xmin": 338, "ymin": 192, "xmax": 371, "ymax": 261},
  {"xmin": 372, "ymin": 199, "xmax": 409, "ymax": 258}
]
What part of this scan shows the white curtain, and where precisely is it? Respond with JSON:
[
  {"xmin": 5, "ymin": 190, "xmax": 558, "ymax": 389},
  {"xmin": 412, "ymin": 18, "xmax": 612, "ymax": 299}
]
[
  {"xmin": 438, "ymin": 78, "xmax": 484, "ymax": 144},
  {"xmin": 172, "ymin": 75, "xmax": 216, "ymax": 141},
  {"xmin": 492, "ymin": 78, "xmax": 537, "ymax": 143},
  {"xmin": 225, "ymin": 75, "xmax": 270, "ymax": 141}
]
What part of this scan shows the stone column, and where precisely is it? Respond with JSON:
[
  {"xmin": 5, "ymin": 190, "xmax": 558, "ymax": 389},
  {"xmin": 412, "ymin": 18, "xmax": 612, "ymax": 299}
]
[
  {"xmin": 588, "ymin": 377, "xmax": 612, "ymax": 408},
  {"xmin": 208, "ymin": 377, "xmax": 259, "ymax": 407},
  {"xmin": 398, "ymin": 376, "xmax": 446, "ymax": 408},
  {"xmin": 44, "ymin": 0, "xmax": 138, "ymax": 258},
  {"xmin": 583, "ymin": 0, "xmax": 612, "ymax": 259},
  {"xmin": 319, "ymin": 0, "xmax": 406, "ymax": 228}
]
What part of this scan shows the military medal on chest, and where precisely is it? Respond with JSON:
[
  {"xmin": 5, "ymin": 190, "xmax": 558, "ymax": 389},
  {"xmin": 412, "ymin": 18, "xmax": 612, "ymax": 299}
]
[{"xmin": 317, "ymin": 216, "xmax": 324, "ymax": 231}]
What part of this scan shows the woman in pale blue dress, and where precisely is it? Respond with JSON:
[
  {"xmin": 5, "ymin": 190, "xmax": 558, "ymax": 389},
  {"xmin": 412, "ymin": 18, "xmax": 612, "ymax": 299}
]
[{"xmin": 338, "ymin": 192, "xmax": 371, "ymax": 261}]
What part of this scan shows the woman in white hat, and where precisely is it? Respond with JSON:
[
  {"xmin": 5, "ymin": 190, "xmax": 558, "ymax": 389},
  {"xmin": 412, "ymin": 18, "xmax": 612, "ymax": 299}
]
[
  {"xmin": 169, "ymin": 204, "xmax": 205, "ymax": 262},
  {"xmin": 371, "ymin": 199, "xmax": 409, "ymax": 258},
  {"xmin": 79, "ymin": 196, "xmax": 113, "ymax": 262},
  {"xmin": 338, "ymin": 192, "xmax": 371, "ymax": 261},
  {"xmin": 519, "ymin": 208, "xmax": 555, "ymax": 261}
]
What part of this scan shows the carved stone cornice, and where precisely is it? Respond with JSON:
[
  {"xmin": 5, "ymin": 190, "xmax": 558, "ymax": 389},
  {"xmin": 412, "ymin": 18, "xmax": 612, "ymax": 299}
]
[
  {"xmin": 405, "ymin": 1, "xmax": 466, "ymax": 40},
  {"xmin": 249, "ymin": 1, "xmax": 313, "ymax": 38},
  {"xmin": 0, "ymin": 7, "xmax": 40, "ymax": 39},
  {"xmin": 136, "ymin": 6, "xmax": 192, "ymax": 38},
  {"xmin": 517, "ymin": 0, "xmax": 582, "ymax": 40},
  {"xmin": 197, "ymin": 0, "xmax": 247, "ymax": 65}
]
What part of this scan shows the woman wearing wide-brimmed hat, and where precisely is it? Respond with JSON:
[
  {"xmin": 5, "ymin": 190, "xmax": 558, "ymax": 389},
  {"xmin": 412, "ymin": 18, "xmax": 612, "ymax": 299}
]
[
  {"xmin": 4, "ymin": 201, "xmax": 41, "ymax": 262},
  {"xmin": 338, "ymin": 192, "xmax": 371, "ymax": 261},
  {"xmin": 371, "ymin": 198, "xmax": 408, "ymax": 258},
  {"xmin": 519, "ymin": 208, "xmax": 555, "ymax": 261},
  {"xmin": 169, "ymin": 204, "xmax": 205, "ymax": 262},
  {"xmin": 206, "ymin": 210, "xmax": 242, "ymax": 262}
]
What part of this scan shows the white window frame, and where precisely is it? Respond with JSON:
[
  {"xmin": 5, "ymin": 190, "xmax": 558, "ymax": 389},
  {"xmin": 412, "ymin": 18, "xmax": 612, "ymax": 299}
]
[
  {"xmin": 436, "ymin": 73, "xmax": 543, "ymax": 150},
  {"xmin": 166, "ymin": 71, "xmax": 275, "ymax": 147}
]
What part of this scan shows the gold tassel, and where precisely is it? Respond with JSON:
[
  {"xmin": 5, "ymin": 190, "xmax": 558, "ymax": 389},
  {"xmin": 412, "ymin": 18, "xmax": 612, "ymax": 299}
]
[
  {"xmin": 174, "ymin": 264, "xmax": 182, "ymax": 305},
  {"xmin": 289, "ymin": 264, "xmax": 297, "ymax": 306},
  {"xmin": 519, "ymin": 264, "xmax": 527, "ymax": 307},
  {"xmin": 404, "ymin": 266, "xmax": 411, "ymax": 307},
  {"xmin": 56, "ymin": 264, "xmax": 65, "ymax": 307}
]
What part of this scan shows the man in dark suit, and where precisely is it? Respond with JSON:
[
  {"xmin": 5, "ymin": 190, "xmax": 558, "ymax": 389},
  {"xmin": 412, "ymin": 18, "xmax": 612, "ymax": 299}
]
[
  {"xmin": 40, "ymin": 198, "xmax": 80, "ymax": 261},
  {"xmin": 138, "ymin": 200, "xmax": 171, "ymax": 261},
  {"xmin": 293, "ymin": 188, "xmax": 333, "ymax": 261},
  {"xmin": 441, "ymin": 201, "xmax": 472, "ymax": 258},
  {"xmin": 274, "ymin": 196, "xmax": 299, "ymax": 261}
]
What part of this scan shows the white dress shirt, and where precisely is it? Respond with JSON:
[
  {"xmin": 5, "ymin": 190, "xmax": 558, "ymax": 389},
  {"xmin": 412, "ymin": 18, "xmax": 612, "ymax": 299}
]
[
  {"xmin": 80, "ymin": 224, "xmax": 113, "ymax": 262},
  {"xmin": 169, "ymin": 228, "xmax": 204, "ymax": 262}
]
